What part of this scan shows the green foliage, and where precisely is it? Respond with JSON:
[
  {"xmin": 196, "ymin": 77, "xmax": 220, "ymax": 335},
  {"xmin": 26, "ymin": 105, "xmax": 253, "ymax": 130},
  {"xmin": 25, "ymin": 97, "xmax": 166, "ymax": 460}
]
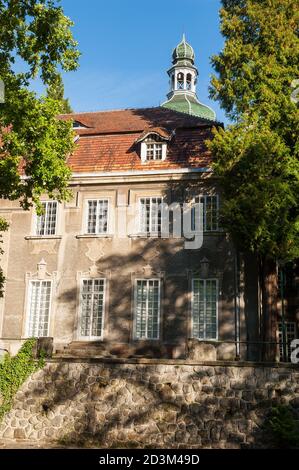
[
  {"xmin": 0, "ymin": 339, "xmax": 45, "ymax": 420},
  {"xmin": 0, "ymin": 216, "xmax": 8, "ymax": 297},
  {"xmin": 208, "ymin": 0, "xmax": 299, "ymax": 263},
  {"xmin": 47, "ymin": 75, "xmax": 73, "ymax": 114},
  {"xmin": 0, "ymin": 0, "xmax": 80, "ymax": 294},
  {"xmin": 266, "ymin": 405, "xmax": 299, "ymax": 448}
]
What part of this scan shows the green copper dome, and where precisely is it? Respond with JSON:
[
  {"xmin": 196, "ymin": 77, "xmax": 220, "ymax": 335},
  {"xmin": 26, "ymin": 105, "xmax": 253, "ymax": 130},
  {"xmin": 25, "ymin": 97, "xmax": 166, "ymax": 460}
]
[
  {"xmin": 162, "ymin": 93, "xmax": 216, "ymax": 121},
  {"xmin": 172, "ymin": 34, "xmax": 195, "ymax": 64},
  {"xmin": 162, "ymin": 34, "xmax": 216, "ymax": 121}
]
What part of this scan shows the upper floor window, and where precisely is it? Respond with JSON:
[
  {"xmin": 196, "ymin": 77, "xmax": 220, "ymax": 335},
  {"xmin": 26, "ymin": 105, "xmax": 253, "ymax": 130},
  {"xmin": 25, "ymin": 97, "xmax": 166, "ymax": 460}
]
[
  {"xmin": 86, "ymin": 199, "xmax": 109, "ymax": 234},
  {"xmin": 140, "ymin": 134, "xmax": 167, "ymax": 163},
  {"xmin": 139, "ymin": 197, "xmax": 162, "ymax": 234},
  {"xmin": 36, "ymin": 201, "xmax": 58, "ymax": 236},
  {"xmin": 191, "ymin": 195, "xmax": 219, "ymax": 232}
]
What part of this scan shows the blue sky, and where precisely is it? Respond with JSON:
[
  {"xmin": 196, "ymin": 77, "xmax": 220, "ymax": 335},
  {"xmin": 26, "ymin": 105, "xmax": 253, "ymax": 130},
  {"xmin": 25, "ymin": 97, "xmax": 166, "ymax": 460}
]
[{"xmin": 39, "ymin": 0, "xmax": 227, "ymax": 123}]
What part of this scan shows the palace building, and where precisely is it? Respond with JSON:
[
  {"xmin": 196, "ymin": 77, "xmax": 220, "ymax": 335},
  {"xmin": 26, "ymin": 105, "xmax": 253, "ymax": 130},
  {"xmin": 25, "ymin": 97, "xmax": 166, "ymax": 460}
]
[{"xmin": 0, "ymin": 36, "xmax": 298, "ymax": 361}]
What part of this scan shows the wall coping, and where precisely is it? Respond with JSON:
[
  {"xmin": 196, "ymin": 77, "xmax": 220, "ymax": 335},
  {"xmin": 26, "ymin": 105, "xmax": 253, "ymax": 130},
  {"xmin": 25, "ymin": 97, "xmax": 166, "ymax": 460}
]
[{"xmin": 48, "ymin": 357, "xmax": 299, "ymax": 368}]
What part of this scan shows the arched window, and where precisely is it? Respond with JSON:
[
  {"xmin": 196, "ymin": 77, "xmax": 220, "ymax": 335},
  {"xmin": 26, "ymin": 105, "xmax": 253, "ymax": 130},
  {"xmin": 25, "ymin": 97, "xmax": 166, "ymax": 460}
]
[
  {"xmin": 177, "ymin": 72, "xmax": 184, "ymax": 90},
  {"xmin": 186, "ymin": 73, "xmax": 192, "ymax": 90}
]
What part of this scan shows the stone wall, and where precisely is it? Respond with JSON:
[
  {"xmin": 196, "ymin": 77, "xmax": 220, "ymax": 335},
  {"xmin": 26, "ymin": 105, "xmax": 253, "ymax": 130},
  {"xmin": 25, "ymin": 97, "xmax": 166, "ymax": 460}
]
[{"xmin": 0, "ymin": 359, "xmax": 298, "ymax": 448}]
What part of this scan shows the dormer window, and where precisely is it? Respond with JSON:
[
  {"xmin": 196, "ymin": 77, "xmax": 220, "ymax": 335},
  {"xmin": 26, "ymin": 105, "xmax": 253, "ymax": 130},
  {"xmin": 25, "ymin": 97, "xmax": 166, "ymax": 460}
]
[
  {"xmin": 72, "ymin": 120, "xmax": 88, "ymax": 129},
  {"xmin": 145, "ymin": 135, "xmax": 163, "ymax": 161},
  {"xmin": 135, "ymin": 128, "xmax": 173, "ymax": 163},
  {"xmin": 141, "ymin": 135, "xmax": 167, "ymax": 162}
]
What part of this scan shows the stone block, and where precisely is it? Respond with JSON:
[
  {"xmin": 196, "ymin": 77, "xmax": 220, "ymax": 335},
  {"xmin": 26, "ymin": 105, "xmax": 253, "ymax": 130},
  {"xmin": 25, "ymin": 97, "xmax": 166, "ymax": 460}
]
[{"xmin": 187, "ymin": 340, "xmax": 217, "ymax": 361}]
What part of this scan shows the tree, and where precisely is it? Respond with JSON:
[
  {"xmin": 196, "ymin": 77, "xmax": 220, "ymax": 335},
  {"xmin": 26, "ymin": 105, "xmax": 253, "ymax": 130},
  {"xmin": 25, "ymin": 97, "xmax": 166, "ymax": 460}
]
[
  {"xmin": 46, "ymin": 74, "xmax": 73, "ymax": 114},
  {"xmin": 0, "ymin": 0, "xmax": 80, "ymax": 295},
  {"xmin": 208, "ymin": 0, "xmax": 299, "ymax": 358}
]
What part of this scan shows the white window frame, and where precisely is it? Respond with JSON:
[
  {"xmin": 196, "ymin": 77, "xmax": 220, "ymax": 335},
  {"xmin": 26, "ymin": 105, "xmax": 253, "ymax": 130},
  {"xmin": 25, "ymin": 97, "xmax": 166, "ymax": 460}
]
[
  {"xmin": 35, "ymin": 201, "xmax": 58, "ymax": 236},
  {"xmin": 140, "ymin": 140, "xmax": 167, "ymax": 163},
  {"xmin": 26, "ymin": 280, "xmax": 52, "ymax": 338},
  {"xmin": 191, "ymin": 194, "xmax": 219, "ymax": 232},
  {"xmin": 85, "ymin": 198, "xmax": 110, "ymax": 235},
  {"xmin": 133, "ymin": 278, "xmax": 161, "ymax": 340},
  {"xmin": 78, "ymin": 278, "xmax": 106, "ymax": 341},
  {"xmin": 191, "ymin": 278, "xmax": 218, "ymax": 340},
  {"xmin": 138, "ymin": 196, "xmax": 163, "ymax": 235}
]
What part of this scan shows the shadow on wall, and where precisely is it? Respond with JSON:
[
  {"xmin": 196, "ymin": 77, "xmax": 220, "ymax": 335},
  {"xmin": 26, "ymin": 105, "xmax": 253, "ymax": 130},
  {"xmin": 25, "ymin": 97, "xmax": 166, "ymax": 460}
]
[{"xmin": 1, "ymin": 361, "xmax": 298, "ymax": 448}]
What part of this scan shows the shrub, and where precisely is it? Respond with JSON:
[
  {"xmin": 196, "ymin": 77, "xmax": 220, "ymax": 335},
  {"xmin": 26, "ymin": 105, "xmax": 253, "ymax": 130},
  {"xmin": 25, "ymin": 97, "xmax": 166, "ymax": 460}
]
[
  {"xmin": 0, "ymin": 339, "xmax": 45, "ymax": 420},
  {"xmin": 266, "ymin": 405, "xmax": 299, "ymax": 448}
]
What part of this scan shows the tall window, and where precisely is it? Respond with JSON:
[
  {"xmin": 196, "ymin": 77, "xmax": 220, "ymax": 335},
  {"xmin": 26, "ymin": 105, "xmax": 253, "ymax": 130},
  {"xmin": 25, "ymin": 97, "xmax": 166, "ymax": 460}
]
[
  {"xmin": 278, "ymin": 322, "xmax": 296, "ymax": 362},
  {"xmin": 192, "ymin": 279, "xmax": 218, "ymax": 340},
  {"xmin": 36, "ymin": 201, "xmax": 57, "ymax": 236},
  {"xmin": 191, "ymin": 195, "xmax": 219, "ymax": 232},
  {"xmin": 79, "ymin": 279, "xmax": 105, "ymax": 339},
  {"xmin": 86, "ymin": 199, "xmax": 109, "ymax": 234},
  {"xmin": 139, "ymin": 197, "xmax": 162, "ymax": 234},
  {"xmin": 134, "ymin": 279, "xmax": 160, "ymax": 339},
  {"xmin": 27, "ymin": 280, "xmax": 52, "ymax": 337}
]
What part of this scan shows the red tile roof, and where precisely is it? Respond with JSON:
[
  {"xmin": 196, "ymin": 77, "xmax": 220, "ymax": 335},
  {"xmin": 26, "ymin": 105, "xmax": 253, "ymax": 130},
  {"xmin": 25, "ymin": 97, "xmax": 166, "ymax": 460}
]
[{"xmin": 60, "ymin": 107, "xmax": 218, "ymax": 173}]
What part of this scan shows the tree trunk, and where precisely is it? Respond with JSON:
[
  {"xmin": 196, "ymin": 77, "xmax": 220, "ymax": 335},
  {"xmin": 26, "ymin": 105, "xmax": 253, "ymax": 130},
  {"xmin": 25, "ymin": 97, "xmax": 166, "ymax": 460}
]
[{"xmin": 260, "ymin": 256, "xmax": 279, "ymax": 361}]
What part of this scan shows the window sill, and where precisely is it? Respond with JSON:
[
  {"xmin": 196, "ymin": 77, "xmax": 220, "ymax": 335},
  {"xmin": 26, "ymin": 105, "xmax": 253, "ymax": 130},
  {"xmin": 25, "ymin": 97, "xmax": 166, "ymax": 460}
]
[
  {"xmin": 129, "ymin": 233, "xmax": 172, "ymax": 239},
  {"xmin": 76, "ymin": 234, "xmax": 113, "ymax": 239},
  {"xmin": 25, "ymin": 235, "xmax": 62, "ymax": 240}
]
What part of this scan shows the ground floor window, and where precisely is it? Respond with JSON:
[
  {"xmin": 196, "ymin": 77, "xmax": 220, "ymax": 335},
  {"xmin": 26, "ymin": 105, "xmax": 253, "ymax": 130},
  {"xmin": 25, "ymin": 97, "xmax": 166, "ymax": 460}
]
[
  {"xmin": 27, "ymin": 280, "xmax": 52, "ymax": 337},
  {"xmin": 278, "ymin": 321, "xmax": 296, "ymax": 362},
  {"xmin": 192, "ymin": 279, "xmax": 218, "ymax": 340},
  {"xmin": 134, "ymin": 279, "xmax": 160, "ymax": 339},
  {"xmin": 79, "ymin": 279, "xmax": 105, "ymax": 339}
]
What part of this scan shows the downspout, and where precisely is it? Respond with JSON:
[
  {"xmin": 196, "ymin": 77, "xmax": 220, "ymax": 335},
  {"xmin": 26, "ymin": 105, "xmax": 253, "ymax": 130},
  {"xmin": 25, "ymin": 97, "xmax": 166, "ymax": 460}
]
[{"xmin": 234, "ymin": 249, "xmax": 241, "ymax": 360}]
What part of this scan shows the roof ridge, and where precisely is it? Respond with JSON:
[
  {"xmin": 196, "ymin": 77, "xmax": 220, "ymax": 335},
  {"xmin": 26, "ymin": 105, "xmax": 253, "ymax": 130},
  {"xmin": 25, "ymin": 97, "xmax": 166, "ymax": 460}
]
[{"xmin": 59, "ymin": 106, "xmax": 162, "ymax": 117}]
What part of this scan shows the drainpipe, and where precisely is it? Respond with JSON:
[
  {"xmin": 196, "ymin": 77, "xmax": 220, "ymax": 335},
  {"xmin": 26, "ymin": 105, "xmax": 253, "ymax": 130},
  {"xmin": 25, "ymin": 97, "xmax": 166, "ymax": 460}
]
[
  {"xmin": 279, "ymin": 262, "xmax": 287, "ymax": 362},
  {"xmin": 234, "ymin": 250, "xmax": 241, "ymax": 360}
]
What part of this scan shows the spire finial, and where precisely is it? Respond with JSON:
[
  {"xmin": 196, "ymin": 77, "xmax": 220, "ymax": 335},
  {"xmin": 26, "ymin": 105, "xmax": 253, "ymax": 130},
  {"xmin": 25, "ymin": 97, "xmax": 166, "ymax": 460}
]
[{"xmin": 182, "ymin": 33, "xmax": 186, "ymax": 42}]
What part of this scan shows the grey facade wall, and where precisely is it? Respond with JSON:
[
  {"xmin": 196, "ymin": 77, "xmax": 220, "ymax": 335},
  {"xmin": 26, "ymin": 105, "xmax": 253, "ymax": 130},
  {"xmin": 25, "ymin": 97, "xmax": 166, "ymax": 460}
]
[
  {"xmin": 0, "ymin": 360, "xmax": 298, "ymax": 448},
  {"xmin": 0, "ymin": 177, "xmax": 260, "ymax": 359}
]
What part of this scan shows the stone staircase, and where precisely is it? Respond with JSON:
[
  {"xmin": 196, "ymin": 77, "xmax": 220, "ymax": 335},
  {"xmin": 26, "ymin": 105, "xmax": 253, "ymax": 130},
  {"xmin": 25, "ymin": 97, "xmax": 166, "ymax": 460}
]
[{"xmin": 55, "ymin": 341, "xmax": 113, "ymax": 358}]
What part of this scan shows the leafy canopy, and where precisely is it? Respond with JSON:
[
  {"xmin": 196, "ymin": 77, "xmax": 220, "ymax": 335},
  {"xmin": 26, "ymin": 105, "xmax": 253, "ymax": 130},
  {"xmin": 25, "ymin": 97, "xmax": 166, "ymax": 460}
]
[
  {"xmin": 46, "ymin": 74, "xmax": 73, "ymax": 114},
  {"xmin": 0, "ymin": 0, "xmax": 80, "ymax": 295},
  {"xmin": 208, "ymin": 0, "xmax": 299, "ymax": 261},
  {"xmin": 0, "ymin": 0, "xmax": 79, "ymax": 209}
]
